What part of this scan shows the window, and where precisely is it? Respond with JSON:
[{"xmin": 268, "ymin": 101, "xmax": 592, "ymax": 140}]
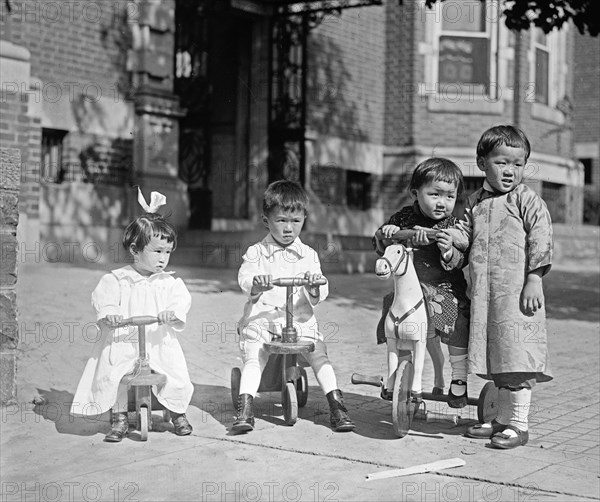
[
  {"xmin": 529, "ymin": 27, "xmax": 568, "ymax": 112},
  {"xmin": 310, "ymin": 165, "xmax": 372, "ymax": 210},
  {"xmin": 581, "ymin": 158, "xmax": 593, "ymax": 185},
  {"xmin": 431, "ymin": 0, "xmax": 499, "ymax": 98},
  {"xmin": 541, "ymin": 181, "xmax": 565, "ymax": 223},
  {"xmin": 41, "ymin": 129, "xmax": 67, "ymax": 183},
  {"xmin": 346, "ymin": 170, "xmax": 371, "ymax": 210},
  {"xmin": 533, "ymin": 30, "xmax": 549, "ymax": 104}
]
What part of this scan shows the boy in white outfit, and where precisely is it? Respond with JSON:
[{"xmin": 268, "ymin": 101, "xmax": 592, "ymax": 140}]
[{"xmin": 232, "ymin": 180, "xmax": 355, "ymax": 434}]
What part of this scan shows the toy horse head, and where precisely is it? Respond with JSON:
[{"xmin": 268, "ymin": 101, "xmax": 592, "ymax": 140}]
[{"xmin": 375, "ymin": 243, "xmax": 411, "ymax": 280}]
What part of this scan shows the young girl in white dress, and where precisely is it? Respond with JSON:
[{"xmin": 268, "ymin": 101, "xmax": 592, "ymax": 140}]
[{"xmin": 71, "ymin": 190, "xmax": 194, "ymax": 442}]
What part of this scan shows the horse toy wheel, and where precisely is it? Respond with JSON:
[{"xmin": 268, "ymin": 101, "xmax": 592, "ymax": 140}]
[{"xmin": 392, "ymin": 360, "xmax": 414, "ymax": 438}]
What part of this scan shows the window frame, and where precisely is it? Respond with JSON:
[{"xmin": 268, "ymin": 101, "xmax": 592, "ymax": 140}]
[
  {"xmin": 429, "ymin": 0, "xmax": 500, "ymax": 100},
  {"xmin": 528, "ymin": 25, "xmax": 569, "ymax": 122},
  {"xmin": 41, "ymin": 128, "xmax": 68, "ymax": 184}
]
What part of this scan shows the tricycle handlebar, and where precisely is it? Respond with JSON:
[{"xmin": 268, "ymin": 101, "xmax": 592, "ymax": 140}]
[
  {"xmin": 375, "ymin": 228, "xmax": 439, "ymax": 242},
  {"xmin": 271, "ymin": 277, "xmax": 328, "ymax": 287},
  {"xmin": 112, "ymin": 316, "xmax": 159, "ymax": 328}
]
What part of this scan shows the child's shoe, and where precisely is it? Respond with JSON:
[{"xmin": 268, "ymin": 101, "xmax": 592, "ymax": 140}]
[
  {"xmin": 379, "ymin": 378, "xmax": 393, "ymax": 401},
  {"xmin": 490, "ymin": 425, "xmax": 529, "ymax": 449},
  {"xmin": 232, "ymin": 394, "xmax": 255, "ymax": 434},
  {"xmin": 448, "ymin": 379, "xmax": 468, "ymax": 408},
  {"xmin": 465, "ymin": 419, "xmax": 505, "ymax": 439},
  {"xmin": 105, "ymin": 411, "xmax": 128, "ymax": 442},
  {"xmin": 326, "ymin": 389, "xmax": 355, "ymax": 432},
  {"xmin": 171, "ymin": 413, "xmax": 193, "ymax": 436}
]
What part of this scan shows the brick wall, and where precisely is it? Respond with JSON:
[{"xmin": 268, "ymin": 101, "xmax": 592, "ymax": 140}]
[
  {"xmin": 1, "ymin": 0, "xmax": 135, "ymax": 224},
  {"xmin": 308, "ymin": 6, "xmax": 386, "ymax": 145},
  {"xmin": 574, "ymin": 34, "xmax": 600, "ymax": 145},
  {"xmin": 0, "ymin": 147, "xmax": 20, "ymax": 405}
]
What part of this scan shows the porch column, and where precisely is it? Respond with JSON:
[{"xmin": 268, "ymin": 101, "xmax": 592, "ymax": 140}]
[{"xmin": 129, "ymin": 0, "xmax": 187, "ymax": 227}]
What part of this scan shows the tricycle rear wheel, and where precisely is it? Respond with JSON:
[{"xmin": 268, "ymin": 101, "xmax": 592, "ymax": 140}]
[
  {"xmin": 296, "ymin": 368, "xmax": 308, "ymax": 408},
  {"xmin": 231, "ymin": 367, "xmax": 241, "ymax": 409},
  {"xmin": 477, "ymin": 382, "xmax": 499, "ymax": 423}
]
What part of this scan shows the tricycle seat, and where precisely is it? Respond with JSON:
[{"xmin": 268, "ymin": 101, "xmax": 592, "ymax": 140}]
[
  {"xmin": 263, "ymin": 340, "xmax": 315, "ymax": 355},
  {"xmin": 122, "ymin": 371, "xmax": 167, "ymax": 387}
]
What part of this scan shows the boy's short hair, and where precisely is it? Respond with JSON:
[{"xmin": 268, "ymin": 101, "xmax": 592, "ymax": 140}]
[
  {"xmin": 122, "ymin": 213, "xmax": 177, "ymax": 251},
  {"xmin": 476, "ymin": 125, "xmax": 531, "ymax": 161},
  {"xmin": 263, "ymin": 180, "xmax": 309, "ymax": 215},
  {"xmin": 409, "ymin": 157, "xmax": 464, "ymax": 195}
]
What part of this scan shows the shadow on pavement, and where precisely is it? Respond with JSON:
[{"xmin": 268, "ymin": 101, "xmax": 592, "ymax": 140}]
[
  {"xmin": 544, "ymin": 270, "xmax": 600, "ymax": 322},
  {"xmin": 32, "ymin": 388, "xmax": 106, "ymax": 436}
]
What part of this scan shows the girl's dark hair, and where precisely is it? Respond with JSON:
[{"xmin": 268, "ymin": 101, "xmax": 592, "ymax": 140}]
[
  {"xmin": 122, "ymin": 213, "xmax": 177, "ymax": 252},
  {"xmin": 263, "ymin": 180, "xmax": 309, "ymax": 215},
  {"xmin": 476, "ymin": 125, "xmax": 531, "ymax": 161},
  {"xmin": 409, "ymin": 157, "xmax": 464, "ymax": 195}
]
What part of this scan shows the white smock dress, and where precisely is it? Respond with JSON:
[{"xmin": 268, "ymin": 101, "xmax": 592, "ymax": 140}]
[{"xmin": 70, "ymin": 266, "xmax": 193, "ymax": 416}]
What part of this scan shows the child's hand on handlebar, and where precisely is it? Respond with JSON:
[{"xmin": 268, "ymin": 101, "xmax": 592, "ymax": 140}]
[
  {"xmin": 410, "ymin": 227, "xmax": 433, "ymax": 247},
  {"xmin": 380, "ymin": 224, "xmax": 401, "ymax": 239},
  {"xmin": 158, "ymin": 310, "xmax": 177, "ymax": 325},
  {"xmin": 251, "ymin": 274, "xmax": 273, "ymax": 295},
  {"xmin": 304, "ymin": 271, "xmax": 323, "ymax": 297},
  {"xmin": 101, "ymin": 315, "xmax": 123, "ymax": 328}
]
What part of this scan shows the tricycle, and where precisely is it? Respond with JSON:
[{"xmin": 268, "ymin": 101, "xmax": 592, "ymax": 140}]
[{"xmin": 230, "ymin": 277, "xmax": 327, "ymax": 425}]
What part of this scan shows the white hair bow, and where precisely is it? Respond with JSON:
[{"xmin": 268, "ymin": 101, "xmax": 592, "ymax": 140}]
[{"xmin": 137, "ymin": 187, "xmax": 167, "ymax": 213}]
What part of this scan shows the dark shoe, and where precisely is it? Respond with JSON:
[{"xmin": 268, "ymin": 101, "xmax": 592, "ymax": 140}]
[
  {"xmin": 491, "ymin": 425, "xmax": 529, "ymax": 449},
  {"xmin": 465, "ymin": 419, "xmax": 506, "ymax": 439},
  {"xmin": 431, "ymin": 386, "xmax": 444, "ymax": 396},
  {"xmin": 171, "ymin": 413, "xmax": 193, "ymax": 436},
  {"xmin": 105, "ymin": 411, "xmax": 128, "ymax": 442},
  {"xmin": 448, "ymin": 379, "xmax": 468, "ymax": 409},
  {"xmin": 326, "ymin": 389, "xmax": 355, "ymax": 432},
  {"xmin": 380, "ymin": 378, "xmax": 393, "ymax": 401},
  {"xmin": 232, "ymin": 393, "xmax": 255, "ymax": 434}
]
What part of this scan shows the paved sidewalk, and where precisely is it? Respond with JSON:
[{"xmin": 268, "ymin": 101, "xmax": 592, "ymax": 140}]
[{"xmin": 1, "ymin": 262, "xmax": 599, "ymax": 502}]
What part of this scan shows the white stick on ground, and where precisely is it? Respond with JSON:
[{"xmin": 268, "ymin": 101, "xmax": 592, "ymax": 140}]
[{"xmin": 366, "ymin": 458, "xmax": 466, "ymax": 481}]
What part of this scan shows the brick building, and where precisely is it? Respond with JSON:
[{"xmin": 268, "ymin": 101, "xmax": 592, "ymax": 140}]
[
  {"xmin": 0, "ymin": 0, "xmax": 587, "ymax": 261},
  {"xmin": 573, "ymin": 31, "xmax": 600, "ymax": 225}
]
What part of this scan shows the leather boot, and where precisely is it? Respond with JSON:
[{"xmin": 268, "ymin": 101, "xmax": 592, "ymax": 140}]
[
  {"xmin": 105, "ymin": 411, "xmax": 128, "ymax": 442},
  {"xmin": 171, "ymin": 412, "xmax": 193, "ymax": 436},
  {"xmin": 326, "ymin": 390, "xmax": 355, "ymax": 432},
  {"xmin": 232, "ymin": 394, "xmax": 255, "ymax": 434}
]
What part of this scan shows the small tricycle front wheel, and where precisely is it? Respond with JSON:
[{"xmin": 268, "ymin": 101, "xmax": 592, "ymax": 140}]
[
  {"xmin": 282, "ymin": 382, "xmax": 298, "ymax": 425},
  {"xmin": 139, "ymin": 406, "xmax": 149, "ymax": 441}
]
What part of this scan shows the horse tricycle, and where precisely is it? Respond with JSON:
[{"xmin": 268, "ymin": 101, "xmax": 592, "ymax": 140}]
[
  {"xmin": 231, "ymin": 277, "xmax": 326, "ymax": 425},
  {"xmin": 113, "ymin": 316, "xmax": 170, "ymax": 441},
  {"xmin": 353, "ymin": 230, "xmax": 499, "ymax": 437}
]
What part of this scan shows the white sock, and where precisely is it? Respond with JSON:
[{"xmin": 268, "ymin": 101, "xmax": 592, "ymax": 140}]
[
  {"xmin": 507, "ymin": 388, "xmax": 531, "ymax": 434},
  {"xmin": 238, "ymin": 359, "xmax": 261, "ymax": 397},
  {"xmin": 449, "ymin": 354, "xmax": 467, "ymax": 396}
]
